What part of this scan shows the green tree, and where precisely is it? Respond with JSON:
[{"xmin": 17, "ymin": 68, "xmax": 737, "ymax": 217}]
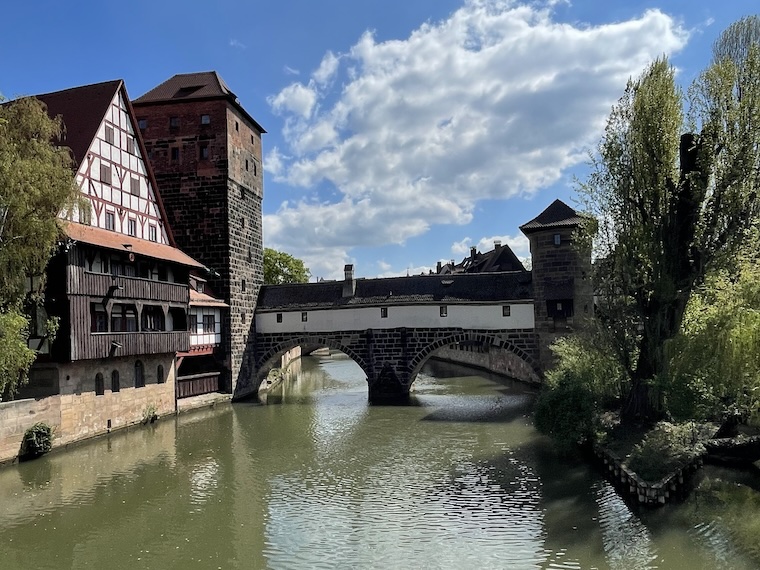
[
  {"xmin": 263, "ymin": 247, "xmax": 310, "ymax": 284},
  {"xmin": 0, "ymin": 95, "xmax": 79, "ymax": 399},
  {"xmin": 579, "ymin": 18, "xmax": 760, "ymax": 420}
]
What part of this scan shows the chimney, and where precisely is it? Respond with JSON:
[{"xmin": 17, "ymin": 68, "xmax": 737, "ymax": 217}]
[
  {"xmin": 342, "ymin": 264, "xmax": 356, "ymax": 297},
  {"xmin": 470, "ymin": 246, "xmax": 477, "ymax": 259},
  {"xmin": 494, "ymin": 240, "xmax": 502, "ymax": 249},
  {"xmin": 436, "ymin": 261, "xmax": 442, "ymax": 274}
]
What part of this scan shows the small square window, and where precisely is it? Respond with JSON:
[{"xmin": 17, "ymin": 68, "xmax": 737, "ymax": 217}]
[
  {"xmin": 149, "ymin": 225, "xmax": 157, "ymax": 242},
  {"xmin": 440, "ymin": 306, "xmax": 448, "ymax": 317},
  {"xmin": 105, "ymin": 211, "xmax": 115, "ymax": 231},
  {"xmin": 130, "ymin": 177, "xmax": 140, "ymax": 196},
  {"xmin": 99, "ymin": 163, "xmax": 111, "ymax": 184},
  {"xmin": 301, "ymin": 312, "xmax": 308, "ymax": 322},
  {"xmin": 169, "ymin": 116, "xmax": 180, "ymax": 128},
  {"xmin": 502, "ymin": 305, "xmax": 511, "ymax": 317},
  {"xmin": 171, "ymin": 147, "xmax": 179, "ymax": 161},
  {"xmin": 381, "ymin": 307, "xmax": 388, "ymax": 318},
  {"xmin": 553, "ymin": 233, "xmax": 561, "ymax": 246},
  {"xmin": 138, "ymin": 118, "xmax": 147, "ymax": 130},
  {"xmin": 104, "ymin": 125, "xmax": 114, "ymax": 144},
  {"xmin": 128, "ymin": 218, "xmax": 137, "ymax": 237},
  {"xmin": 276, "ymin": 313, "xmax": 283, "ymax": 323},
  {"xmin": 201, "ymin": 114, "xmax": 210, "ymax": 125}
]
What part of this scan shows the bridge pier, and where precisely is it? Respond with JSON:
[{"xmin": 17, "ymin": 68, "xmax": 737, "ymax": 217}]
[{"xmin": 367, "ymin": 364, "xmax": 411, "ymax": 404}]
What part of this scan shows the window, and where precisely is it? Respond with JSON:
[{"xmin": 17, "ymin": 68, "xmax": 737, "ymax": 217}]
[
  {"xmin": 128, "ymin": 218, "xmax": 137, "ymax": 237},
  {"xmin": 440, "ymin": 305, "xmax": 448, "ymax": 317},
  {"xmin": 100, "ymin": 163, "xmax": 111, "ymax": 184},
  {"xmin": 235, "ymin": 121, "xmax": 239, "ymax": 132},
  {"xmin": 203, "ymin": 314, "xmax": 215, "ymax": 333},
  {"xmin": 254, "ymin": 161, "xmax": 257, "ymax": 176},
  {"xmin": 149, "ymin": 224, "xmax": 157, "ymax": 242},
  {"xmin": 553, "ymin": 233, "xmax": 561, "ymax": 246},
  {"xmin": 241, "ymin": 279, "xmax": 246, "ymax": 292},
  {"xmin": 157, "ymin": 364, "xmax": 165, "ymax": 384},
  {"xmin": 247, "ymin": 248, "xmax": 252, "ymax": 263},
  {"xmin": 276, "ymin": 313, "xmax": 283, "ymax": 323},
  {"xmin": 111, "ymin": 304, "xmax": 138, "ymax": 332},
  {"xmin": 502, "ymin": 305, "xmax": 511, "ymax": 317},
  {"xmin": 105, "ymin": 211, "xmax": 115, "ymax": 231},
  {"xmin": 251, "ymin": 134, "xmax": 255, "ymax": 144},
  {"xmin": 142, "ymin": 306, "xmax": 165, "ymax": 331},
  {"xmin": 196, "ymin": 282, "xmax": 205, "ymax": 293},
  {"xmin": 138, "ymin": 118, "xmax": 147, "ymax": 130},
  {"xmin": 245, "ymin": 159, "xmax": 249, "ymax": 171},
  {"xmin": 130, "ymin": 177, "xmax": 140, "ymax": 196},
  {"xmin": 200, "ymin": 144, "xmax": 209, "ymax": 160},
  {"xmin": 95, "ymin": 373, "xmax": 105, "ymax": 396},
  {"xmin": 111, "ymin": 370, "xmax": 120, "ymax": 392},
  {"xmin": 201, "ymin": 114, "xmax": 210, "ymax": 125},
  {"xmin": 301, "ymin": 311, "xmax": 308, "ymax": 322},
  {"xmin": 126, "ymin": 137, "xmax": 135, "ymax": 154},
  {"xmin": 104, "ymin": 125, "xmax": 114, "ymax": 144},
  {"xmin": 381, "ymin": 307, "xmax": 388, "ymax": 318},
  {"xmin": 189, "ymin": 313, "xmax": 198, "ymax": 334},
  {"xmin": 241, "ymin": 311, "xmax": 246, "ymax": 324},
  {"xmin": 170, "ymin": 147, "xmax": 179, "ymax": 161},
  {"xmin": 90, "ymin": 303, "xmax": 108, "ymax": 332},
  {"xmin": 135, "ymin": 360, "xmax": 144, "ymax": 388},
  {"xmin": 169, "ymin": 116, "xmax": 180, "ymax": 128}
]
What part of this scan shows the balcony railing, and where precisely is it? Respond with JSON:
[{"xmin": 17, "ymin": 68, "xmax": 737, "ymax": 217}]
[
  {"xmin": 176, "ymin": 372, "xmax": 221, "ymax": 399},
  {"xmin": 73, "ymin": 271, "xmax": 188, "ymax": 303},
  {"xmin": 73, "ymin": 331, "xmax": 189, "ymax": 361}
]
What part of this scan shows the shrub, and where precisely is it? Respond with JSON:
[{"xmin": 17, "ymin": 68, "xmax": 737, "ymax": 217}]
[
  {"xmin": 534, "ymin": 374, "xmax": 597, "ymax": 451},
  {"xmin": 626, "ymin": 421, "xmax": 713, "ymax": 481},
  {"xmin": 19, "ymin": 422, "xmax": 54, "ymax": 460}
]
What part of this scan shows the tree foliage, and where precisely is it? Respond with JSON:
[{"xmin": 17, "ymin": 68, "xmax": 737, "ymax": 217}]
[
  {"xmin": 578, "ymin": 19, "xmax": 760, "ymax": 420},
  {"xmin": 0, "ymin": 96, "xmax": 79, "ymax": 399},
  {"xmin": 263, "ymin": 247, "xmax": 310, "ymax": 285}
]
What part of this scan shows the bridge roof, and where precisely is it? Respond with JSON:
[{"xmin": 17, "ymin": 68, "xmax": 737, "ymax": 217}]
[{"xmin": 257, "ymin": 271, "xmax": 533, "ymax": 311}]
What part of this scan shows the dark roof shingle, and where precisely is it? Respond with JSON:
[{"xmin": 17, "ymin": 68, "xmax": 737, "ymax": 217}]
[{"xmin": 520, "ymin": 199, "xmax": 585, "ymax": 233}]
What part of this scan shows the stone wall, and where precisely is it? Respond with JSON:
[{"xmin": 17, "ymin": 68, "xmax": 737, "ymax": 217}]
[
  {"xmin": 432, "ymin": 345, "xmax": 541, "ymax": 384},
  {"xmin": 0, "ymin": 354, "xmax": 175, "ymax": 464}
]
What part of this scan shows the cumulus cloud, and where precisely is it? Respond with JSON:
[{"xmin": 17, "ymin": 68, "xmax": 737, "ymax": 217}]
[
  {"xmin": 264, "ymin": 0, "xmax": 689, "ymax": 276},
  {"xmin": 451, "ymin": 233, "xmax": 530, "ymax": 259}
]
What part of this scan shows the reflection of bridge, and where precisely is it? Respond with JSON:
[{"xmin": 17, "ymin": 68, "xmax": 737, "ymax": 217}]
[{"xmin": 252, "ymin": 200, "xmax": 592, "ymax": 401}]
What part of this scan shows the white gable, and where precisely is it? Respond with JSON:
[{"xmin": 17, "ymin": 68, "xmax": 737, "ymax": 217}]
[{"xmin": 68, "ymin": 89, "xmax": 170, "ymax": 245}]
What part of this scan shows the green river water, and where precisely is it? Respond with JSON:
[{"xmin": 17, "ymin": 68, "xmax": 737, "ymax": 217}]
[{"xmin": 1, "ymin": 353, "xmax": 759, "ymax": 569}]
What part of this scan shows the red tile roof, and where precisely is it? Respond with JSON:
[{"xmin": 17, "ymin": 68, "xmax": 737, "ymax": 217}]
[
  {"xmin": 34, "ymin": 80, "xmax": 122, "ymax": 165},
  {"xmin": 189, "ymin": 288, "xmax": 229, "ymax": 307},
  {"xmin": 64, "ymin": 222, "xmax": 204, "ymax": 268}
]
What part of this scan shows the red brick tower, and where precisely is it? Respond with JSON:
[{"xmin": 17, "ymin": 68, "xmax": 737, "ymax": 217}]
[{"xmin": 133, "ymin": 72, "xmax": 265, "ymax": 397}]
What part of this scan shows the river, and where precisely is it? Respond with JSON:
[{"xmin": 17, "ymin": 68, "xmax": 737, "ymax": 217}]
[{"xmin": 1, "ymin": 354, "xmax": 759, "ymax": 569}]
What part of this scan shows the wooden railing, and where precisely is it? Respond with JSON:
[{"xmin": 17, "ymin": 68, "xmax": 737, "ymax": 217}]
[
  {"xmin": 73, "ymin": 271, "xmax": 188, "ymax": 303},
  {"xmin": 176, "ymin": 372, "xmax": 221, "ymax": 399},
  {"xmin": 74, "ymin": 331, "xmax": 189, "ymax": 360}
]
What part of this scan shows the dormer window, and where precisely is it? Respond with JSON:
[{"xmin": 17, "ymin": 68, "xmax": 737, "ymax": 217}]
[{"xmin": 197, "ymin": 282, "xmax": 205, "ymax": 293}]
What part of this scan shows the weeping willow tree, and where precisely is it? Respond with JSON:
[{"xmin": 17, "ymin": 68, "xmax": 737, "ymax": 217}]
[{"xmin": 578, "ymin": 17, "xmax": 760, "ymax": 421}]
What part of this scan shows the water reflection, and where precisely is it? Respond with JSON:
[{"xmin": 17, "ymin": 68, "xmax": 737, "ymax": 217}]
[{"xmin": 0, "ymin": 353, "xmax": 758, "ymax": 569}]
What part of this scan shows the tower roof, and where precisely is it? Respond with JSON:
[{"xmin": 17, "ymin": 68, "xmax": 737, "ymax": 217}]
[
  {"xmin": 133, "ymin": 71, "xmax": 266, "ymax": 133},
  {"xmin": 34, "ymin": 80, "xmax": 122, "ymax": 165},
  {"xmin": 519, "ymin": 199, "xmax": 585, "ymax": 234}
]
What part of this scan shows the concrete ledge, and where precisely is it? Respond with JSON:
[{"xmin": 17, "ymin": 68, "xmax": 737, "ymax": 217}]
[{"xmin": 177, "ymin": 392, "xmax": 232, "ymax": 413}]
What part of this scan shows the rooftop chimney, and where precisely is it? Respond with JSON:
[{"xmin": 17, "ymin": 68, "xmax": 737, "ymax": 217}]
[
  {"xmin": 436, "ymin": 261, "xmax": 442, "ymax": 274},
  {"xmin": 342, "ymin": 264, "xmax": 356, "ymax": 297},
  {"xmin": 494, "ymin": 240, "xmax": 502, "ymax": 249},
  {"xmin": 470, "ymin": 246, "xmax": 477, "ymax": 259}
]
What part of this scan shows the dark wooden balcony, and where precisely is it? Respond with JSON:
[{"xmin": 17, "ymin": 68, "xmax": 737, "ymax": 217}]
[
  {"xmin": 176, "ymin": 372, "xmax": 221, "ymax": 399},
  {"xmin": 72, "ymin": 331, "xmax": 189, "ymax": 361},
  {"xmin": 72, "ymin": 271, "xmax": 189, "ymax": 304}
]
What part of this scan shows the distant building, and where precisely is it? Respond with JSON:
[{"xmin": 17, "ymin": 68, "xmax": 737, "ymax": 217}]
[
  {"xmin": 437, "ymin": 240, "xmax": 526, "ymax": 275},
  {"xmin": 133, "ymin": 72, "xmax": 266, "ymax": 398}
]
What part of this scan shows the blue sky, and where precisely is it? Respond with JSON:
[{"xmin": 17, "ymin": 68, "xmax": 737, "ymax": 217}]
[{"xmin": 1, "ymin": 0, "xmax": 756, "ymax": 280}]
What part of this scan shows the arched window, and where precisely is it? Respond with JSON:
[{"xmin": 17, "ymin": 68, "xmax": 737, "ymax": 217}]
[
  {"xmin": 95, "ymin": 373, "xmax": 104, "ymax": 396},
  {"xmin": 135, "ymin": 360, "xmax": 145, "ymax": 388},
  {"xmin": 157, "ymin": 364, "xmax": 165, "ymax": 384},
  {"xmin": 111, "ymin": 370, "xmax": 120, "ymax": 393}
]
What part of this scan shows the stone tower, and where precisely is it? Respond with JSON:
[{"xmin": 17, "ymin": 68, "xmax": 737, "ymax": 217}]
[
  {"xmin": 520, "ymin": 199, "xmax": 593, "ymax": 372},
  {"xmin": 133, "ymin": 72, "xmax": 265, "ymax": 398}
]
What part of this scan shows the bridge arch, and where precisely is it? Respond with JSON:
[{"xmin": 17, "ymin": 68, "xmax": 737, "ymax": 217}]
[
  {"xmin": 408, "ymin": 331, "xmax": 541, "ymax": 386},
  {"xmin": 255, "ymin": 335, "xmax": 372, "ymax": 384}
]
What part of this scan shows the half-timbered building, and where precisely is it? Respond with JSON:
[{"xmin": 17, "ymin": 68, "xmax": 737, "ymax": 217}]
[{"xmin": 20, "ymin": 80, "xmax": 207, "ymax": 443}]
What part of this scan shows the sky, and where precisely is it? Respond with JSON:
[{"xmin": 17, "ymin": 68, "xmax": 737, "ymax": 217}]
[{"xmin": 1, "ymin": 0, "xmax": 757, "ymax": 280}]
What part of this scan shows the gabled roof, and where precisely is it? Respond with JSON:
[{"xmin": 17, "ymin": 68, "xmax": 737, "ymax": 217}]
[
  {"xmin": 132, "ymin": 71, "xmax": 266, "ymax": 133},
  {"xmin": 520, "ymin": 199, "xmax": 586, "ymax": 233},
  {"xmin": 460, "ymin": 244, "xmax": 525, "ymax": 274},
  {"xmin": 65, "ymin": 222, "xmax": 204, "ymax": 268},
  {"xmin": 257, "ymin": 272, "xmax": 533, "ymax": 311},
  {"xmin": 34, "ymin": 80, "xmax": 122, "ymax": 165}
]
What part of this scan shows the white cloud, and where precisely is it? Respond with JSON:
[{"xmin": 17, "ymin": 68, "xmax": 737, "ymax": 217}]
[
  {"xmin": 229, "ymin": 39, "xmax": 246, "ymax": 50},
  {"xmin": 284, "ymin": 65, "xmax": 300, "ymax": 76},
  {"xmin": 451, "ymin": 233, "xmax": 530, "ymax": 260},
  {"xmin": 265, "ymin": 1, "xmax": 689, "ymax": 273}
]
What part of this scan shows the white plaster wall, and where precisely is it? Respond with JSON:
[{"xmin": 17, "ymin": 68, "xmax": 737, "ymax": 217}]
[{"xmin": 256, "ymin": 302, "xmax": 534, "ymax": 334}]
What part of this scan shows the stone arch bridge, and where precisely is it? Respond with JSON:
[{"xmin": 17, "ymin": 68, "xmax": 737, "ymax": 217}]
[{"xmin": 253, "ymin": 269, "xmax": 542, "ymax": 401}]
